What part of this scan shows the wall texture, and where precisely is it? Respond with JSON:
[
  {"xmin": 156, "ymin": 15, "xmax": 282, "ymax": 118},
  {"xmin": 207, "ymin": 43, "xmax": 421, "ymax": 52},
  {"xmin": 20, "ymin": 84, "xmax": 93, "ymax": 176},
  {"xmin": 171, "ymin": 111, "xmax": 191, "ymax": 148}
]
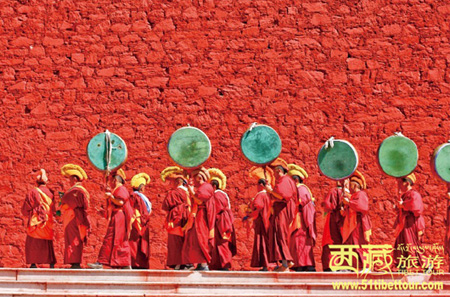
[{"xmin": 1, "ymin": 0, "xmax": 450, "ymax": 270}]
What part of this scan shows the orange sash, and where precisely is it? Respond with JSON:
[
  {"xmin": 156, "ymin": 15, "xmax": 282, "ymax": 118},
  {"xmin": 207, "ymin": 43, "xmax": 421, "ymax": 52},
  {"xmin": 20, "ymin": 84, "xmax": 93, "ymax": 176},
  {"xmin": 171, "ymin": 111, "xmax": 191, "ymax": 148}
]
[{"xmin": 27, "ymin": 188, "xmax": 53, "ymax": 240}]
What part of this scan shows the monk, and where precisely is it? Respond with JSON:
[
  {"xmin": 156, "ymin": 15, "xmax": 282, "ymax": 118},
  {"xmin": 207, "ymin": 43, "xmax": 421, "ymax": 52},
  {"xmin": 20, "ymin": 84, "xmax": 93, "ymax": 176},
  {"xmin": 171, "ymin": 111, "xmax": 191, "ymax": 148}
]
[
  {"xmin": 209, "ymin": 168, "xmax": 237, "ymax": 271},
  {"xmin": 321, "ymin": 180, "xmax": 346, "ymax": 271},
  {"xmin": 88, "ymin": 169, "xmax": 133, "ymax": 269},
  {"xmin": 288, "ymin": 164, "xmax": 316, "ymax": 272},
  {"xmin": 22, "ymin": 169, "xmax": 56, "ymax": 268},
  {"xmin": 446, "ymin": 184, "xmax": 450, "ymax": 272},
  {"xmin": 60, "ymin": 164, "xmax": 90, "ymax": 269},
  {"xmin": 393, "ymin": 173, "xmax": 425, "ymax": 272},
  {"xmin": 129, "ymin": 173, "xmax": 152, "ymax": 269},
  {"xmin": 341, "ymin": 170, "xmax": 372, "ymax": 272},
  {"xmin": 248, "ymin": 166, "xmax": 273, "ymax": 271},
  {"xmin": 161, "ymin": 166, "xmax": 190, "ymax": 270},
  {"xmin": 182, "ymin": 167, "xmax": 215, "ymax": 271},
  {"xmin": 265, "ymin": 158, "xmax": 297, "ymax": 272}
]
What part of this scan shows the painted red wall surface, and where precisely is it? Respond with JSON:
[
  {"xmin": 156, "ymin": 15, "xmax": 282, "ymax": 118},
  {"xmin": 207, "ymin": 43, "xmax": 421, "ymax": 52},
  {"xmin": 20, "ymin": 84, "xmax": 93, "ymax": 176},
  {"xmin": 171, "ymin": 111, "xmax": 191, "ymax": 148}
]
[{"xmin": 0, "ymin": 0, "xmax": 450, "ymax": 270}]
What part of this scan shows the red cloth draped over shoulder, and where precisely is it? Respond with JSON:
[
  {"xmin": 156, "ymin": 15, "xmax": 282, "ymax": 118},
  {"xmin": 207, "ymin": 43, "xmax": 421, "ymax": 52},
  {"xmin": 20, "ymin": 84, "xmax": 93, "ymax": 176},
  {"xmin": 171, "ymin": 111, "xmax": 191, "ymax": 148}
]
[
  {"xmin": 210, "ymin": 190, "xmax": 236, "ymax": 270},
  {"xmin": 97, "ymin": 185, "xmax": 132, "ymax": 267},
  {"xmin": 250, "ymin": 190, "xmax": 271, "ymax": 268},
  {"xmin": 341, "ymin": 190, "xmax": 371, "ymax": 244},
  {"xmin": 393, "ymin": 189, "xmax": 425, "ymax": 268},
  {"xmin": 61, "ymin": 183, "xmax": 90, "ymax": 264},
  {"xmin": 162, "ymin": 186, "xmax": 189, "ymax": 267},
  {"xmin": 289, "ymin": 184, "xmax": 316, "ymax": 268},
  {"xmin": 268, "ymin": 175, "xmax": 297, "ymax": 263},
  {"xmin": 322, "ymin": 187, "xmax": 344, "ymax": 247},
  {"xmin": 182, "ymin": 182, "xmax": 215, "ymax": 264},
  {"xmin": 162, "ymin": 187, "xmax": 189, "ymax": 236}
]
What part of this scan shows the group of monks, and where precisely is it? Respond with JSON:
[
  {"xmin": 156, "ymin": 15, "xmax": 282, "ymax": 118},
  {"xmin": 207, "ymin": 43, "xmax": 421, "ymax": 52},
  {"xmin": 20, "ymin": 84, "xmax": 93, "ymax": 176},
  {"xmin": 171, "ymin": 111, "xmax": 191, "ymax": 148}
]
[
  {"xmin": 22, "ymin": 164, "xmax": 152, "ymax": 269},
  {"xmin": 22, "ymin": 157, "xmax": 432, "ymax": 272}
]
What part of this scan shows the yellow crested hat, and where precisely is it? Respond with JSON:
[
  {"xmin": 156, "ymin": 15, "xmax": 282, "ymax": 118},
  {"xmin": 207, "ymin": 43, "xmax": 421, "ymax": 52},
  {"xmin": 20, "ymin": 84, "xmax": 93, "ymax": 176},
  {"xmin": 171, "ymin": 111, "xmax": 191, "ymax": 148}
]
[
  {"xmin": 405, "ymin": 173, "xmax": 416, "ymax": 184},
  {"xmin": 208, "ymin": 168, "xmax": 227, "ymax": 190},
  {"xmin": 131, "ymin": 173, "xmax": 151, "ymax": 189},
  {"xmin": 160, "ymin": 166, "xmax": 187, "ymax": 182},
  {"xmin": 288, "ymin": 164, "xmax": 308, "ymax": 180},
  {"xmin": 248, "ymin": 166, "xmax": 275, "ymax": 187},
  {"xmin": 270, "ymin": 157, "xmax": 289, "ymax": 171},
  {"xmin": 114, "ymin": 168, "xmax": 126, "ymax": 181},
  {"xmin": 350, "ymin": 170, "xmax": 366, "ymax": 190},
  {"xmin": 61, "ymin": 164, "xmax": 88, "ymax": 181}
]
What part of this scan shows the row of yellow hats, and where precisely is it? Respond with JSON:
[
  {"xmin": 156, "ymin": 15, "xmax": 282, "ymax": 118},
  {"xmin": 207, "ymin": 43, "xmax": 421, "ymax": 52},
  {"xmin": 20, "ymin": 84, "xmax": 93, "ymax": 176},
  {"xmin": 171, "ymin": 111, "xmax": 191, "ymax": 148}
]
[
  {"xmin": 60, "ymin": 164, "xmax": 151, "ymax": 189},
  {"xmin": 160, "ymin": 166, "xmax": 227, "ymax": 190},
  {"xmin": 59, "ymin": 158, "xmax": 417, "ymax": 192}
]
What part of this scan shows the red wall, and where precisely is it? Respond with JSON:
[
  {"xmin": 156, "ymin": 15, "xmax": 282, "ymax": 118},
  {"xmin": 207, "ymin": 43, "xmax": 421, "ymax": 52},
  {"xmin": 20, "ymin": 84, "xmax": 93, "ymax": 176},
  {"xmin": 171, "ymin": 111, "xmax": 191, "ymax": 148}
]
[{"xmin": 1, "ymin": 0, "xmax": 450, "ymax": 270}]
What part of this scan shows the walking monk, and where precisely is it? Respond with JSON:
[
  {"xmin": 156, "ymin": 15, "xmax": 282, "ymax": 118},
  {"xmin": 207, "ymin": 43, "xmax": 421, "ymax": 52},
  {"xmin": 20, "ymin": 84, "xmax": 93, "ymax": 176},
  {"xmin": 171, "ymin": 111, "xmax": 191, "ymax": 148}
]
[
  {"xmin": 22, "ymin": 169, "xmax": 56, "ymax": 268},
  {"xmin": 341, "ymin": 170, "xmax": 372, "ymax": 272},
  {"xmin": 247, "ymin": 166, "xmax": 274, "ymax": 271},
  {"xmin": 182, "ymin": 167, "xmax": 215, "ymax": 271},
  {"xmin": 89, "ymin": 169, "xmax": 133, "ymax": 269},
  {"xmin": 60, "ymin": 164, "xmax": 90, "ymax": 269},
  {"xmin": 209, "ymin": 168, "xmax": 237, "ymax": 270},
  {"xmin": 265, "ymin": 157, "xmax": 297, "ymax": 272},
  {"xmin": 288, "ymin": 164, "xmax": 316, "ymax": 272},
  {"xmin": 393, "ymin": 173, "xmax": 425, "ymax": 272},
  {"xmin": 321, "ymin": 180, "xmax": 346, "ymax": 271},
  {"xmin": 129, "ymin": 173, "xmax": 152, "ymax": 269},
  {"xmin": 161, "ymin": 166, "xmax": 190, "ymax": 270}
]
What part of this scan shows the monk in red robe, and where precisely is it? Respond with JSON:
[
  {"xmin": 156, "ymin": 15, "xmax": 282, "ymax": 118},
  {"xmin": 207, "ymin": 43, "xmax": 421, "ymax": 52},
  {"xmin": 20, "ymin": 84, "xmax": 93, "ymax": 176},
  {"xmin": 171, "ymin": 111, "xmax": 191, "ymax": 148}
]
[
  {"xmin": 321, "ymin": 180, "xmax": 346, "ymax": 271},
  {"xmin": 22, "ymin": 169, "xmax": 56, "ymax": 268},
  {"xmin": 129, "ymin": 173, "xmax": 152, "ymax": 269},
  {"xmin": 60, "ymin": 164, "xmax": 90, "ymax": 269},
  {"xmin": 446, "ymin": 184, "xmax": 450, "ymax": 272},
  {"xmin": 393, "ymin": 173, "xmax": 425, "ymax": 272},
  {"xmin": 288, "ymin": 164, "xmax": 316, "ymax": 272},
  {"xmin": 161, "ymin": 166, "xmax": 190, "ymax": 270},
  {"xmin": 247, "ymin": 166, "xmax": 273, "ymax": 271},
  {"xmin": 182, "ymin": 167, "xmax": 215, "ymax": 271},
  {"xmin": 265, "ymin": 158, "xmax": 297, "ymax": 272},
  {"xmin": 209, "ymin": 168, "xmax": 237, "ymax": 270},
  {"xmin": 89, "ymin": 169, "xmax": 133, "ymax": 269},
  {"xmin": 341, "ymin": 170, "xmax": 372, "ymax": 272}
]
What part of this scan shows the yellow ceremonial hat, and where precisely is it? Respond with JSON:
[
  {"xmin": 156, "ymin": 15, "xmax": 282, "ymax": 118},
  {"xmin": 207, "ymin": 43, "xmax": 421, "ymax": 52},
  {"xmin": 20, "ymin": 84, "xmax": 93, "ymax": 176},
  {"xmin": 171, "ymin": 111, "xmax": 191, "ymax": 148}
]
[
  {"xmin": 131, "ymin": 173, "xmax": 151, "ymax": 189},
  {"xmin": 248, "ymin": 166, "xmax": 275, "ymax": 187},
  {"xmin": 61, "ymin": 164, "xmax": 88, "ymax": 181},
  {"xmin": 208, "ymin": 168, "xmax": 227, "ymax": 190},
  {"xmin": 287, "ymin": 164, "xmax": 308, "ymax": 180},
  {"xmin": 405, "ymin": 173, "xmax": 416, "ymax": 184},
  {"xmin": 350, "ymin": 170, "xmax": 366, "ymax": 190},
  {"xmin": 160, "ymin": 166, "xmax": 187, "ymax": 182},
  {"xmin": 114, "ymin": 168, "xmax": 126, "ymax": 181},
  {"xmin": 269, "ymin": 157, "xmax": 289, "ymax": 171}
]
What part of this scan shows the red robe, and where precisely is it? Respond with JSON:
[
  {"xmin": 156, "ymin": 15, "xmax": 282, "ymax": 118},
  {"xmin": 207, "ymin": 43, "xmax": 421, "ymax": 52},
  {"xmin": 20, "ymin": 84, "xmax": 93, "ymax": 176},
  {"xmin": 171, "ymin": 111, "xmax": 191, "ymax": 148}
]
[
  {"xmin": 182, "ymin": 182, "xmax": 215, "ymax": 264},
  {"xmin": 289, "ymin": 184, "xmax": 316, "ymax": 268},
  {"xmin": 21, "ymin": 185, "xmax": 56, "ymax": 264},
  {"xmin": 393, "ymin": 189, "xmax": 425, "ymax": 268},
  {"xmin": 97, "ymin": 185, "xmax": 133, "ymax": 267},
  {"xmin": 61, "ymin": 183, "xmax": 90, "ymax": 264},
  {"xmin": 321, "ymin": 187, "xmax": 344, "ymax": 271},
  {"xmin": 162, "ymin": 186, "xmax": 189, "ymax": 267},
  {"xmin": 268, "ymin": 175, "xmax": 297, "ymax": 263},
  {"xmin": 210, "ymin": 190, "xmax": 237, "ymax": 270},
  {"xmin": 250, "ymin": 190, "xmax": 271, "ymax": 268},
  {"xmin": 129, "ymin": 191, "xmax": 151, "ymax": 269},
  {"xmin": 341, "ymin": 190, "xmax": 371, "ymax": 270}
]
